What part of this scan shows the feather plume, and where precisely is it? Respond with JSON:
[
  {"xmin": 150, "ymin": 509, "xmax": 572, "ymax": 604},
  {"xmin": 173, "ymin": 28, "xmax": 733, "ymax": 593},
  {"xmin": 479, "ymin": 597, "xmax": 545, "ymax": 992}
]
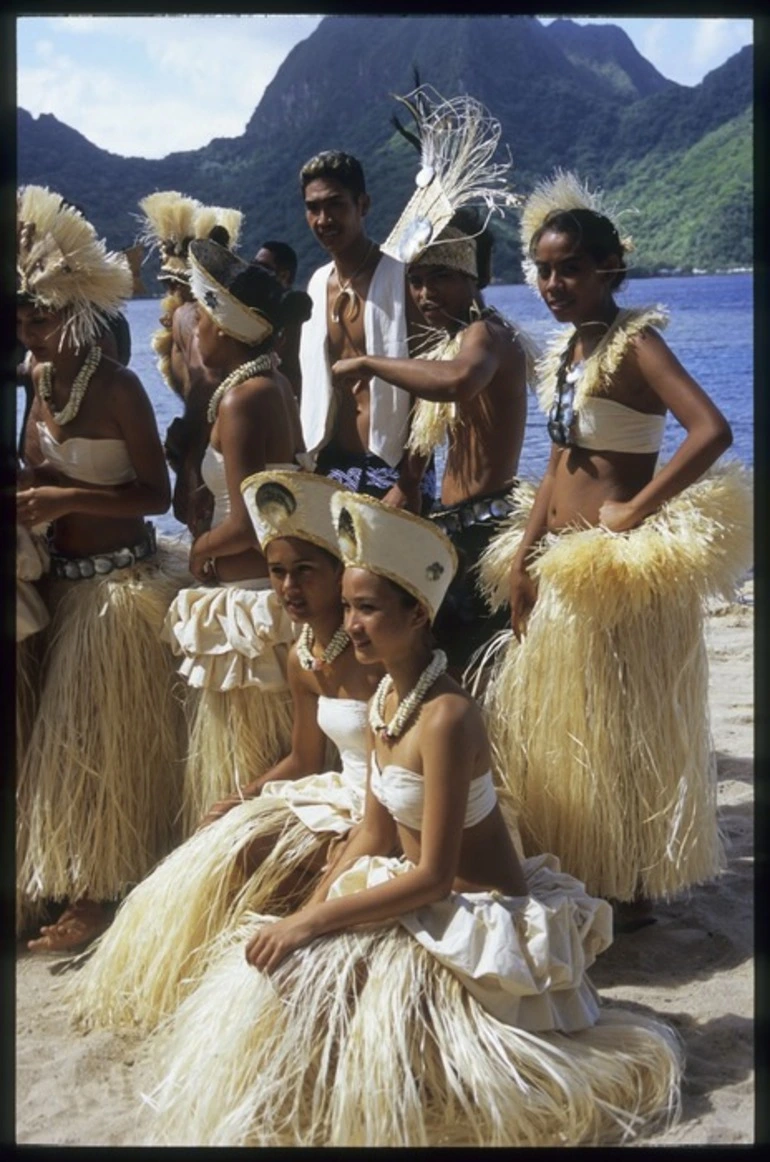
[{"xmin": 17, "ymin": 185, "xmax": 132, "ymax": 348}]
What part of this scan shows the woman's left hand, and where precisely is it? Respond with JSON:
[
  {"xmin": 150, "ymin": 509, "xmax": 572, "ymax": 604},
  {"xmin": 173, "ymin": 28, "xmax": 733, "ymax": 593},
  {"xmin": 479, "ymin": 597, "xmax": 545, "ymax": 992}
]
[
  {"xmin": 188, "ymin": 540, "xmax": 216, "ymax": 583},
  {"xmin": 598, "ymin": 499, "xmax": 644, "ymax": 533},
  {"xmin": 17, "ymin": 486, "xmax": 69, "ymax": 527},
  {"xmin": 245, "ymin": 913, "xmax": 318, "ymax": 973}
]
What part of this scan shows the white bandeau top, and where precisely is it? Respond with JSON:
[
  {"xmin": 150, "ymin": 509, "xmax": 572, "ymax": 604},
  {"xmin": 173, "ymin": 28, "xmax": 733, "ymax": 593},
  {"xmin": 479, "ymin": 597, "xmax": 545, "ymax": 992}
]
[
  {"xmin": 316, "ymin": 696, "xmax": 369, "ymax": 784},
  {"xmin": 37, "ymin": 422, "xmax": 136, "ymax": 486},
  {"xmin": 200, "ymin": 443, "xmax": 229, "ymax": 529},
  {"xmin": 573, "ymin": 397, "xmax": 665, "ymax": 454},
  {"xmin": 201, "ymin": 448, "xmax": 300, "ymax": 531},
  {"xmin": 370, "ymin": 757, "xmax": 497, "ymax": 831}
]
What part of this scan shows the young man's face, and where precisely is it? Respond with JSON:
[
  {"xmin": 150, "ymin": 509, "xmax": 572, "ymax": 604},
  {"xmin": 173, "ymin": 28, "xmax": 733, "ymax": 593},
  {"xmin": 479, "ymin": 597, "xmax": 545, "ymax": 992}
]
[
  {"xmin": 407, "ymin": 263, "xmax": 474, "ymax": 330},
  {"xmin": 255, "ymin": 248, "xmax": 292, "ymax": 289},
  {"xmin": 303, "ymin": 177, "xmax": 369, "ymax": 257}
]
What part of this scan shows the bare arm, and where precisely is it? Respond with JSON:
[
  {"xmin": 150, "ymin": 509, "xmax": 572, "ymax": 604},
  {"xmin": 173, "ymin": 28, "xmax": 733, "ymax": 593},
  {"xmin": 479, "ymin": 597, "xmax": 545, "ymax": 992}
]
[
  {"xmin": 245, "ymin": 702, "xmax": 477, "ymax": 971},
  {"xmin": 599, "ymin": 329, "xmax": 733, "ymax": 532},
  {"xmin": 508, "ymin": 444, "xmax": 563, "ymax": 639},
  {"xmin": 16, "ymin": 369, "xmax": 170, "ymax": 527},
  {"xmin": 198, "ymin": 650, "xmax": 327, "ymax": 827},
  {"xmin": 332, "ymin": 321, "xmax": 500, "ymax": 406}
]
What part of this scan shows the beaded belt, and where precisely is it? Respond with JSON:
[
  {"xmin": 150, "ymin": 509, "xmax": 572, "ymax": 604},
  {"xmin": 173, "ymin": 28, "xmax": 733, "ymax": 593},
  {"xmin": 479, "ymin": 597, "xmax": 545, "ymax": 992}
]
[
  {"xmin": 429, "ymin": 487, "xmax": 517, "ymax": 538},
  {"xmin": 49, "ymin": 522, "xmax": 157, "ymax": 581}
]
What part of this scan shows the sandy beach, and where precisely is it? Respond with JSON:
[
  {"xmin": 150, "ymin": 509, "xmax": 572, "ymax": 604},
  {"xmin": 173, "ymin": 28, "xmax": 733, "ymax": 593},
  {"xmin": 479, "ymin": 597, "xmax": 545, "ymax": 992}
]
[{"xmin": 15, "ymin": 585, "xmax": 755, "ymax": 1147}]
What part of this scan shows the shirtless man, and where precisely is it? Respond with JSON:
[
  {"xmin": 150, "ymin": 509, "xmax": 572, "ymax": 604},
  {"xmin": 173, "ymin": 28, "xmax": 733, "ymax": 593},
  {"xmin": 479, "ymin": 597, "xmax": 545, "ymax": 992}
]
[
  {"xmin": 332, "ymin": 211, "xmax": 530, "ymax": 673},
  {"xmin": 298, "ymin": 151, "xmax": 433, "ymax": 514}
]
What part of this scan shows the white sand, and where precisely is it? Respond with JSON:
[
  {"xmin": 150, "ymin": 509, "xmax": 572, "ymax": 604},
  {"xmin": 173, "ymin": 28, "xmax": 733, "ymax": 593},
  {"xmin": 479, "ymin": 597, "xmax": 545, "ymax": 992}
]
[{"xmin": 15, "ymin": 589, "xmax": 754, "ymax": 1146}]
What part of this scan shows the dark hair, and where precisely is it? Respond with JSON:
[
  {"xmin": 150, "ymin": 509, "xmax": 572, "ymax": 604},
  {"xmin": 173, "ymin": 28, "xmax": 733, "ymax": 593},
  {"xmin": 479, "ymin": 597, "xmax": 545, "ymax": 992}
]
[
  {"xmin": 259, "ymin": 241, "xmax": 298, "ymax": 284},
  {"xmin": 300, "ymin": 151, "xmax": 367, "ymax": 199},
  {"xmin": 530, "ymin": 208, "xmax": 627, "ymax": 290},
  {"xmin": 449, "ymin": 207, "xmax": 494, "ymax": 289}
]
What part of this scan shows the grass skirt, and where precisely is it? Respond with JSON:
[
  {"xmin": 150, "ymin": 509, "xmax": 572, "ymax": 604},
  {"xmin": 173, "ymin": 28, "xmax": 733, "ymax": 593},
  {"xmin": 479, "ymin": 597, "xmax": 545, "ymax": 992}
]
[
  {"xmin": 143, "ymin": 891, "xmax": 681, "ymax": 1146},
  {"xmin": 68, "ymin": 769, "xmax": 363, "ymax": 1033},
  {"xmin": 162, "ymin": 581, "xmax": 294, "ymax": 835},
  {"xmin": 478, "ymin": 463, "xmax": 753, "ymax": 901},
  {"xmin": 17, "ymin": 553, "xmax": 188, "ymax": 908}
]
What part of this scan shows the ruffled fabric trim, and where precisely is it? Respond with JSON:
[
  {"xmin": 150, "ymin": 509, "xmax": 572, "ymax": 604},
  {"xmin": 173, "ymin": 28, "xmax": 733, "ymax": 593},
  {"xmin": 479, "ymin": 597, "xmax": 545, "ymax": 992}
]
[
  {"xmin": 326, "ymin": 851, "xmax": 610, "ymax": 1032},
  {"xmin": 261, "ymin": 767, "xmax": 368, "ymax": 835},
  {"xmin": 162, "ymin": 582, "xmax": 293, "ymax": 690}
]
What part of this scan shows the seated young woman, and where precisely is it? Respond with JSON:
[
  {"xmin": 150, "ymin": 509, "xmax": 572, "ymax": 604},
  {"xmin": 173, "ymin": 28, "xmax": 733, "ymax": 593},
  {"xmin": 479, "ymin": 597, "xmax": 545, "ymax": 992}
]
[
  {"xmin": 143, "ymin": 493, "xmax": 682, "ymax": 1149},
  {"xmin": 68, "ymin": 470, "xmax": 383, "ymax": 1035}
]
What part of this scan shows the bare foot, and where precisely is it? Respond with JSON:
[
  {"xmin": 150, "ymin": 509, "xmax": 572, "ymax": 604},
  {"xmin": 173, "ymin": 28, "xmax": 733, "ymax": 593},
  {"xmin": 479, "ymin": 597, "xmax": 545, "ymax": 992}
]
[{"xmin": 27, "ymin": 900, "xmax": 112, "ymax": 954}]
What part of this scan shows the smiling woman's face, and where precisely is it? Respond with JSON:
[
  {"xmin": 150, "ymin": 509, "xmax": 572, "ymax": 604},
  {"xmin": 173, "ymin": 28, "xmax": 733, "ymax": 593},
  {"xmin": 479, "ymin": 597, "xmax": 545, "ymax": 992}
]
[{"xmin": 533, "ymin": 229, "xmax": 617, "ymax": 325}]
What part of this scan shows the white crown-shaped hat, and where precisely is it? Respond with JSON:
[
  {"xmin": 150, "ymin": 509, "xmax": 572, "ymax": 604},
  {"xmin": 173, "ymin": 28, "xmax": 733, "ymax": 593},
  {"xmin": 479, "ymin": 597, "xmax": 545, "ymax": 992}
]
[
  {"xmin": 330, "ymin": 492, "xmax": 458, "ymax": 623},
  {"xmin": 242, "ymin": 469, "xmax": 343, "ymax": 559}
]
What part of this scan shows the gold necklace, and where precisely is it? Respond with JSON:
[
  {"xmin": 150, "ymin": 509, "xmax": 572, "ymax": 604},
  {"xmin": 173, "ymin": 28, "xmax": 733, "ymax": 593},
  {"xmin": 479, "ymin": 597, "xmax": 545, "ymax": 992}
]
[{"xmin": 331, "ymin": 241, "xmax": 377, "ymax": 324}]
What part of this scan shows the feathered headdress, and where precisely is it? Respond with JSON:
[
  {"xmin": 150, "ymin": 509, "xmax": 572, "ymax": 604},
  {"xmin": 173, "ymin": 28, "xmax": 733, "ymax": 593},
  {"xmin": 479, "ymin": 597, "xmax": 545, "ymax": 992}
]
[
  {"xmin": 382, "ymin": 84, "xmax": 519, "ymax": 271},
  {"xmin": 519, "ymin": 169, "xmax": 636, "ymax": 288},
  {"xmin": 137, "ymin": 191, "xmax": 244, "ymax": 283},
  {"xmin": 17, "ymin": 185, "xmax": 133, "ymax": 350}
]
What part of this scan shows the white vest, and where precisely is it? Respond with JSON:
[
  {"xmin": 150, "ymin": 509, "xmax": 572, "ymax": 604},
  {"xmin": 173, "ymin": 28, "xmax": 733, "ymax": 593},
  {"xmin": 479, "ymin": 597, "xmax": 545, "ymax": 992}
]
[{"xmin": 299, "ymin": 252, "xmax": 412, "ymax": 469}]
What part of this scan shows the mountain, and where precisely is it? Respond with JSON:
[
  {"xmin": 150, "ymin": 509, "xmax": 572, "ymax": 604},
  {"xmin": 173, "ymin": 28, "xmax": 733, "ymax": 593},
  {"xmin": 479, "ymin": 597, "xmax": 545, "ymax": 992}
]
[{"xmin": 16, "ymin": 16, "xmax": 753, "ymax": 288}]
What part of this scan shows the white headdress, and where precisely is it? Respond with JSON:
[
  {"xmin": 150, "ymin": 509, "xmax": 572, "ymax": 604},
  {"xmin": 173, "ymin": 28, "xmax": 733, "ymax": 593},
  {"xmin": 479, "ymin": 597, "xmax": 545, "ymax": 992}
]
[
  {"xmin": 16, "ymin": 185, "xmax": 132, "ymax": 350},
  {"xmin": 330, "ymin": 492, "xmax": 458, "ymax": 623},
  {"xmin": 242, "ymin": 469, "xmax": 343, "ymax": 559},
  {"xmin": 519, "ymin": 169, "xmax": 635, "ymax": 288},
  {"xmin": 381, "ymin": 85, "xmax": 519, "ymax": 272},
  {"xmin": 137, "ymin": 191, "xmax": 243, "ymax": 283}
]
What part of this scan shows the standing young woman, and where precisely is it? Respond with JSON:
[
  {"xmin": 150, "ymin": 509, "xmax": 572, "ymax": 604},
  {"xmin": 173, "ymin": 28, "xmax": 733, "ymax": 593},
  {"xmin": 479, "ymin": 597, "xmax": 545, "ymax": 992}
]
[
  {"xmin": 160, "ymin": 240, "xmax": 311, "ymax": 834},
  {"xmin": 143, "ymin": 494, "xmax": 681, "ymax": 1149},
  {"xmin": 479, "ymin": 171, "xmax": 752, "ymax": 926},
  {"xmin": 69, "ymin": 471, "xmax": 382, "ymax": 1035},
  {"xmin": 16, "ymin": 186, "xmax": 187, "ymax": 952}
]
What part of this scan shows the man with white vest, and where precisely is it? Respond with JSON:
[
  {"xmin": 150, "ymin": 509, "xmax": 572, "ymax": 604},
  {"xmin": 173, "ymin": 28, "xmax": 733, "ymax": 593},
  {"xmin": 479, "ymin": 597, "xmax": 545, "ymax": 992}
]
[{"xmin": 298, "ymin": 151, "xmax": 434, "ymax": 514}]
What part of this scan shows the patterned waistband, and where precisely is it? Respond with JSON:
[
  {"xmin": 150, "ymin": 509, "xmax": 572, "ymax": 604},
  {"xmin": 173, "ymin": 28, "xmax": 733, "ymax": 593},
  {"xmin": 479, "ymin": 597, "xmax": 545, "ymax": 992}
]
[
  {"xmin": 430, "ymin": 485, "xmax": 518, "ymax": 536},
  {"xmin": 49, "ymin": 522, "xmax": 157, "ymax": 581}
]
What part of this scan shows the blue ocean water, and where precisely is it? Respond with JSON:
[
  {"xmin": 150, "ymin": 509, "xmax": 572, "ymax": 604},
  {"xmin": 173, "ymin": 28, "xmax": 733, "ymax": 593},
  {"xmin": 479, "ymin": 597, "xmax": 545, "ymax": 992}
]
[{"xmin": 18, "ymin": 273, "xmax": 753, "ymax": 540}]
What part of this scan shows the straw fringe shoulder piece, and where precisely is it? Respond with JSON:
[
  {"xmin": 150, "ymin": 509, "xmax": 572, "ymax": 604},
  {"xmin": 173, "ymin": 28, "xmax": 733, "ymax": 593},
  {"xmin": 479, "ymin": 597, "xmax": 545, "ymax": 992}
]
[
  {"xmin": 406, "ymin": 311, "xmax": 541, "ymax": 458},
  {"xmin": 140, "ymin": 858, "xmax": 682, "ymax": 1147},
  {"xmin": 68, "ymin": 701, "xmax": 367, "ymax": 1035},
  {"xmin": 161, "ymin": 582, "xmax": 295, "ymax": 836},
  {"xmin": 477, "ymin": 462, "xmax": 753, "ymax": 901},
  {"xmin": 17, "ymin": 539, "xmax": 190, "ymax": 914},
  {"xmin": 534, "ymin": 304, "xmax": 669, "ymax": 414}
]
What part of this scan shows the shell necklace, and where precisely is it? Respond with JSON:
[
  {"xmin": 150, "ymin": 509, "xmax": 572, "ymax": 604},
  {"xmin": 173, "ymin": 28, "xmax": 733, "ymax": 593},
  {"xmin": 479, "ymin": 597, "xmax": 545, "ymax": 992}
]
[
  {"xmin": 296, "ymin": 622, "xmax": 350, "ymax": 672},
  {"xmin": 369, "ymin": 649, "xmax": 448, "ymax": 740},
  {"xmin": 38, "ymin": 345, "xmax": 102, "ymax": 426},
  {"xmin": 331, "ymin": 241, "xmax": 378, "ymax": 324},
  {"xmin": 206, "ymin": 354, "xmax": 274, "ymax": 423}
]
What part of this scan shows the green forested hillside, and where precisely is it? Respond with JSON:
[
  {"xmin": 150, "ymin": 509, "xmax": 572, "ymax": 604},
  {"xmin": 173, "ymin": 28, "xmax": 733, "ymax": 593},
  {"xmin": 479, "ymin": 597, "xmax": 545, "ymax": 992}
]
[{"xmin": 16, "ymin": 16, "xmax": 753, "ymax": 289}]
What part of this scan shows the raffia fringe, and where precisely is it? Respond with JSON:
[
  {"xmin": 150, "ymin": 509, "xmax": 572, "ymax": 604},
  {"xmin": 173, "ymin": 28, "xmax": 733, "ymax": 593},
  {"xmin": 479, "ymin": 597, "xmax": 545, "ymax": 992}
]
[
  {"xmin": 534, "ymin": 306, "xmax": 670, "ymax": 414},
  {"xmin": 478, "ymin": 462, "xmax": 752, "ymax": 900},
  {"xmin": 143, "ymin": 914, "xmax": 681, "ymax": 1147},
  {"xmin": 17, "ymin": 560, "xmax": 188, "ymax": 904},
  {"xmin": 180, "ymin": 684, "xmax": 294, "ymax": 837},
  {"xmin": 68, "ymin": 798, "xmax": 331, "ymax": 1034}
]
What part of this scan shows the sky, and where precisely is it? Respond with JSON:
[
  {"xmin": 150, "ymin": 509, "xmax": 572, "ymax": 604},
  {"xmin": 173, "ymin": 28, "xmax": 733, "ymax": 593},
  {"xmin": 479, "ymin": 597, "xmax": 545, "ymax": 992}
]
[{"xmin": 16, "ymin": 14, "xmax": 754, "ymax": 160}]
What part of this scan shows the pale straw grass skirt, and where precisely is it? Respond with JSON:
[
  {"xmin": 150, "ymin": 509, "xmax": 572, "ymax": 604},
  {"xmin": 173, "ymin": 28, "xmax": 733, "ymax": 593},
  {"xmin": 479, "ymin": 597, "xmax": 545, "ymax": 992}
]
[
  {"xmin": 162, "ymin": 580, "xmax": 294, "ymax": 835},
  {"xmin": 142, "ymin": 855, "xmax": 682, "ymax": 1147},
  {"xmin": 478, "ymin": 463, "xmax": 753, "ymax": 901},
  {"xmin": 68, "ymin": 767, "xmax": 362, "ymax": 1034},
  {"xmin": 17, "ymin": 550, "xmax": 188, "ymax": 911}
]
